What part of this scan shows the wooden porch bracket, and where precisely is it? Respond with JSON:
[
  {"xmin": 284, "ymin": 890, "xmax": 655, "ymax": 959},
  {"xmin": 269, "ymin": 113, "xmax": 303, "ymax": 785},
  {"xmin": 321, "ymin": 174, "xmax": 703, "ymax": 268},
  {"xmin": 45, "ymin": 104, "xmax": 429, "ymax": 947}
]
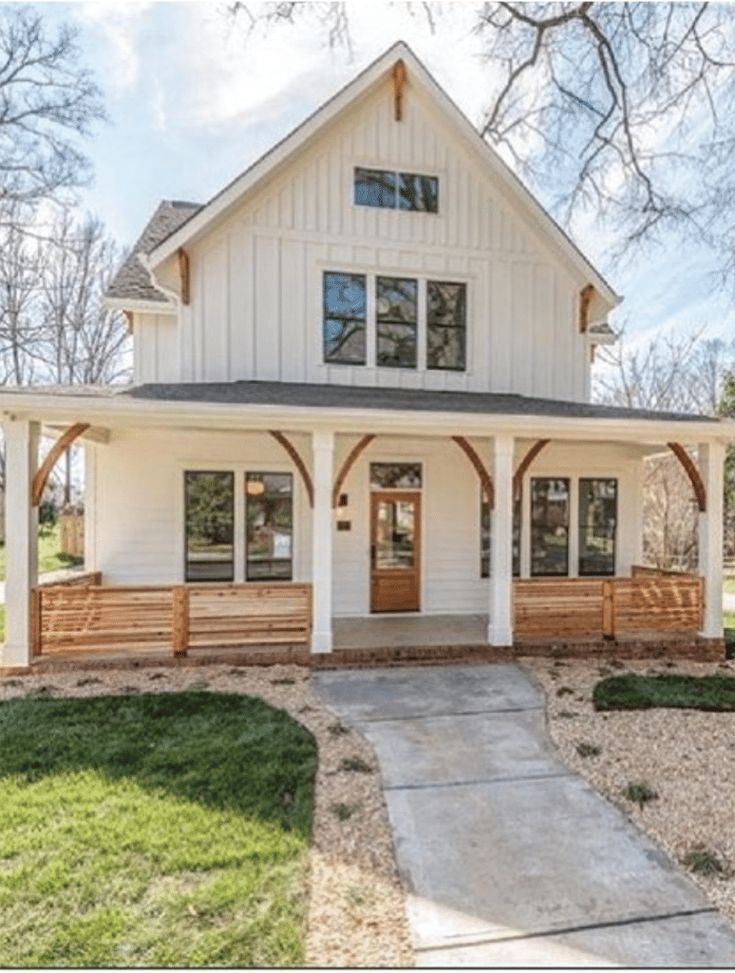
[
  {"xmin": 332, "ymin": 434, "xmax": 375, "ymax": 508},
  {"xmin": 451, "ymin": 436, "xmax": 494, "ymax": 507},
  {"xmin": 31, "ymin": 422, "xmax": 90, "ymax": 507},
  {"xmin": 393, "ymin": 59, "xmax": 407, "ymax": 121},
  {"xmin": 268, "ymin": 431, "xmax": 314, "ymax": 507},
  {"xmin": 177, "ymin": 247, "xmax": 190, "ymax": 306},
  {"xmin": 579, "ymin": 284, "xmax": 594, "ymax": 333},
  {"xmin": 513, "ymin": 438, "xmax": 550, "ymax": 499},
  {"xmin": 668, "ymin": 442, "xmax": 707, "ymax": 512}
]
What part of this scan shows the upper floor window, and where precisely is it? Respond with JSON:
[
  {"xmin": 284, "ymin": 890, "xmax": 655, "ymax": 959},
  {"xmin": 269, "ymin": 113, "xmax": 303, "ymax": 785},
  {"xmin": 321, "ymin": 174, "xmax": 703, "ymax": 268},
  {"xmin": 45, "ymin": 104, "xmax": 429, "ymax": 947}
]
[
  {"xmin": 377, "ymin": 276, "xmax": 418, "ymax": 368},
  {"xmin": 354, "ymin": 167, "xmax": 438, "ymax": 213},
  {"xmin": 323, "ymin": 272, "xmax": 366, "ymax": 365},
  {"xmin": 428, "ymin": 281, "xmax": 467, "ymax": 371}
]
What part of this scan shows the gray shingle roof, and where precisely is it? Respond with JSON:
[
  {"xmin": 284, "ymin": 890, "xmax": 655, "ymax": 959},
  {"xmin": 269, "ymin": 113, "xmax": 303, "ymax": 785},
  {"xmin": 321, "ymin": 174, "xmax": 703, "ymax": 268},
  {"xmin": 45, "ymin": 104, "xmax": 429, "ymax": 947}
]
[{"xmin": 106, "ymin": 200, "xmax": 201, "ymax": 304}]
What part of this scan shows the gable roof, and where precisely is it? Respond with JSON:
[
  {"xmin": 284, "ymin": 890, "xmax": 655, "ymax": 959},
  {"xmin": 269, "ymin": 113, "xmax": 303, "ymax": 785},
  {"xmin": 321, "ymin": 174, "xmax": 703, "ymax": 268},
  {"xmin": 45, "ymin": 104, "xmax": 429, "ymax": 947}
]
[
  {"xmin": 147, "ymin": 41, "xmax": 619, "ymax": 308},
  {"xmin": 106, "ymin": 199, "xmax": 201, "ymax": 305}
]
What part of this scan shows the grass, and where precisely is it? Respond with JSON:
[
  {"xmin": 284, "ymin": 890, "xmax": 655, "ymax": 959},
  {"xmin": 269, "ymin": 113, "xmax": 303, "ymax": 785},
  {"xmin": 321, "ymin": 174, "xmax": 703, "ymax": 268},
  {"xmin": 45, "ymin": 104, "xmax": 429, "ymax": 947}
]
[
  {"xmin": 594, "ymin": 673, "xmax": 735, "ymax": 711},
  {"xmin": 330, "ymin": 801, "xmax": 361, "ymax": 821},
  {"xmin": 621, "ymin": 782, "xmax": 658, "ymax": 809},
  {"xmin": 0, "ymin": 690, "xmax": 317, "ymax": 967},
  {"xmin": 339, "ymin": 756, "xmax": 372, "ymax": 774},
  {"xmin": 576, "ymin": 742, "xmax": 601, "ymax": 758},
  {"xmin": 0, "ymin": 523, "xmax": 82, "ymax": 584},
  {"xmin": 724, "ymin": 576, "xmax": 735, "ymax": 594}
]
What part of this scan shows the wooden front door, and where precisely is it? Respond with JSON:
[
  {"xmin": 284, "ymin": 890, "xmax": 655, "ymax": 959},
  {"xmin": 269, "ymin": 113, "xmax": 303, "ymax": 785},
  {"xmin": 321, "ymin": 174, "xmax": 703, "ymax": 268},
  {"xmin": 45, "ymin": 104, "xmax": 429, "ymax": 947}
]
[{"xmin": 370, "ymin": 491, "xmax": 421, "ymax": 612}]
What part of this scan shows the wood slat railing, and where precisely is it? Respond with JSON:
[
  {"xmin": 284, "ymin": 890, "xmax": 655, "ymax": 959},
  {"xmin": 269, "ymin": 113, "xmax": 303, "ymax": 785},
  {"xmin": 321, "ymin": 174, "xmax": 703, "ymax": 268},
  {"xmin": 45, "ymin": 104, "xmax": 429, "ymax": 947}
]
[
  {"xmin": 34, "ymin": 581, "xmax": 312, "ymax": 656},
  {"xmin": 513, "ymin": 573, "xmax": 703, "ymax": 641}
]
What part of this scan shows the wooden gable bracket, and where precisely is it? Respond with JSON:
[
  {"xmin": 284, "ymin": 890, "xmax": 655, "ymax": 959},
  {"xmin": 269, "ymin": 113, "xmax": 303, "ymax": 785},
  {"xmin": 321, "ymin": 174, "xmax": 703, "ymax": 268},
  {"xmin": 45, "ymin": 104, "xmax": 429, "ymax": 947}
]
[
  {"xmin": 579, "ymin": 283, "xmax": 594, "ymax": 334},
  {"xmin": 332, "ymin": 434, "xmax": 375, "ymax": 508},
  {"xmin": 513, "ymin": 439, "xmax": 551, "ymax": 500},
  {"xmin": 268, "ymin": 431, "xmax": 314, "ymax": 507},
  {"xmin": 392, "ymin": 59, "xmax": 407, "ymax": 121},
  {"xmin": 667, "ymin": 442, "xmax": 707, "ymax": 512},
  {"xmin": 31, "ymin": 423, "xmax": 90, "ymax": 507},
  {"xmin": 123, "ymin": 309, "xmax": 134, "ymax": 333},
  {"xmin": 177, "ymin": 247, "xmax": 190, "ymax": 306},
  {"xmin": 451, "ymin": 436, "xmax": 494, "ymax": 508}
]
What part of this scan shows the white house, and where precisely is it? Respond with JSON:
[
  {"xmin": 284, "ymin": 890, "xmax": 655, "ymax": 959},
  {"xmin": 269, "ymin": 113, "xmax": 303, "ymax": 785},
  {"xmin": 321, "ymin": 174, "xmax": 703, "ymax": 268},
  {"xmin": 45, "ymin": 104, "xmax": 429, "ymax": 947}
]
[{"xmin": 1, "ymin": 42, "xmax": 732, "ymax": 670}]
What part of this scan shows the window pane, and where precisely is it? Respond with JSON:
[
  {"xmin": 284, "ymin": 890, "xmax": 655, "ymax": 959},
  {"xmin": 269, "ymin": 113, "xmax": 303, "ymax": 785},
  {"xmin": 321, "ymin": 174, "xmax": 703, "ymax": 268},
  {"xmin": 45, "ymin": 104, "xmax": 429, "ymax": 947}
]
[
  {"xmin": 398, "ymin": 173, "xmax": 439, "ymax": 212},
  {"xmin": 376, "ymin": 276, "xmax": 417, "ymax": 368},
  {"xmin": 184, "ymin": 472, "xmax": 234, "ymax": 582},
  {"xmin": 530, "ymin": 478, "xmax": 570, "ymax": 576},
  {"xmin": 578, "ymin": 478, "xmax": 617, "ymax": 576},
  {"xmin": 246, "ymin": 473, "xmax": 293, "ymax": 581},
  {"xmin": 354, "ymin": 167, "xmax": 397, "ymax": 208},
  {"xmin": 323, "ymin": 272, "xmax": 366, "ymax": 364},
  {"xmin": 370, "ymin": 463, "xmax": 422, "ymax": 489},
  {"xmin": 427, "ymin": 282, "xmax": 466, "ymax": 371}
]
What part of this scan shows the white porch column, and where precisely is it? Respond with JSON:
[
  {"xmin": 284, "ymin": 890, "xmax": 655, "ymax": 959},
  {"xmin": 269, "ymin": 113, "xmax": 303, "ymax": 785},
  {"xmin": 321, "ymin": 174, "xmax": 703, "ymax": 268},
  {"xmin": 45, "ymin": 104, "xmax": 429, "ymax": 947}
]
[
  {"xmin": 489, "ymin": 434, "xmax": 514, "ymax": 646},
  {"xmin": 3, "ymin": 419, "xmax": 39, "ymax": 667},
  {"xmin": 698, "ymin": 441, "xmax": 725, "ymax": 639},
  {"xmin": 311, "ymin": 429, "xmax": 334, "ymax": 653}
]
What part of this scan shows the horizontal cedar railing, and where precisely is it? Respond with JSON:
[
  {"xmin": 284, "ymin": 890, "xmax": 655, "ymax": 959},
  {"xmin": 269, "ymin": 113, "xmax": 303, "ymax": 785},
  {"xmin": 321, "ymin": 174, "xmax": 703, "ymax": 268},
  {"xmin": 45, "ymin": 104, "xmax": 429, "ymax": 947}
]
[
  {"xmin": 513, "ymin": 574, "xmax": 703, "ymax": 641},
  {"xmin": 34, "ymin": 582, "xmax": 312, "ymax": 656}
]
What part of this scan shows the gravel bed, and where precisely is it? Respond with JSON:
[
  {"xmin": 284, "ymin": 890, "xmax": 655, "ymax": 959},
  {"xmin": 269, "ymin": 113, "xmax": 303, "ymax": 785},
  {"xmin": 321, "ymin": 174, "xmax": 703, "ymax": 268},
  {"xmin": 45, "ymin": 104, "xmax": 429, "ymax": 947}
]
[
  {"xmin": 523, "ymin": 655, "xmax": 735, "ymax": 926},
  {"xmin": 0, "ymin": 664, "xmax": 413, "ymax": 968}
]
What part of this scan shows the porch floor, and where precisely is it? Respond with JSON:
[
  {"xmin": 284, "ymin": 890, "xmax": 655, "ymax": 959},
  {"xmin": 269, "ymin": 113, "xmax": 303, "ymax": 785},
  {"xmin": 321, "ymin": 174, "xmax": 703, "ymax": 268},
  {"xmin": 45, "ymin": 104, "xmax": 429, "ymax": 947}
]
[{"xmin": 333, "ymin": 613, "xmax": 488, "ymax": 650}]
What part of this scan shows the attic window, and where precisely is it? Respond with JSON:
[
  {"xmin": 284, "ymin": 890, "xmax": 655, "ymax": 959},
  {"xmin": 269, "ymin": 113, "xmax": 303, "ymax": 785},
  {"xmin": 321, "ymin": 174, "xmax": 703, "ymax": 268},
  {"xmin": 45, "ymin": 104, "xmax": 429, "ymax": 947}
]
[{"xmin": 354, "ymin": 168, "xmax": 438, "ymax": 212}]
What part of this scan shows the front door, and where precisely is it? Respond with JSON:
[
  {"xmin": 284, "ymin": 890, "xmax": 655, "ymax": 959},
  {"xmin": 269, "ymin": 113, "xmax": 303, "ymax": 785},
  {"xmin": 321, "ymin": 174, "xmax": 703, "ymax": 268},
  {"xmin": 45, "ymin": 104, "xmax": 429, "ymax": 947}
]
[{"xmin": 370, "ymin": 491, "xmax": 421, "ymax": 612}]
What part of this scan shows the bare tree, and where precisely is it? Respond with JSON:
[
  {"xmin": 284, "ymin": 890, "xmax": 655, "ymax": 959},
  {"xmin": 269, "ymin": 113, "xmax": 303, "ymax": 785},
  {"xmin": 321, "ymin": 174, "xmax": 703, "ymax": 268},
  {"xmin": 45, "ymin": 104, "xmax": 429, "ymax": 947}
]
[
  {"xmin": 0, "ymin": 8, "xmax": 104, "ymax": 226},
  {"xmin": 0, "ymin": 206, "xmax": 42, "ymax": 385}
]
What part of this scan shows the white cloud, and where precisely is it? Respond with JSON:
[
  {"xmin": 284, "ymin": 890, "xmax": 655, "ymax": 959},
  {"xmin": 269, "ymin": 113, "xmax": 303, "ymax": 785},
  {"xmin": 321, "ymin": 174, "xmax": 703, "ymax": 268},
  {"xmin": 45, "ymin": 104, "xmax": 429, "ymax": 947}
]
[{"xmin": 75, "ymin": 1, "xmax": 152, "ymax": 96}]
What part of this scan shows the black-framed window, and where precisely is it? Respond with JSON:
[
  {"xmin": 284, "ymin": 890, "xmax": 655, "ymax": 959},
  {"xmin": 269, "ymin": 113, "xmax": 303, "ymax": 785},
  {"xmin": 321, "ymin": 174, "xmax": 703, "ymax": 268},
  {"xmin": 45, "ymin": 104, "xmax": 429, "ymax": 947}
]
[
  {"xmin": 323, "ymin": 272, "xmax": 366, "ymax": 364},
  {"xmin": 480, "ymin": 494, "xmax": 521, "ymax": 578},
  {"xmin": 354, "ymin": 168, "xmax": 397, "ymax": 208},
  {"xmin": 376, "ymin": 276, "xmax": 418, "ymax": 368},
  {"xmin": 399, "ymin": 173, "xmax": 439, "ymax": 212},
  {"xmin": 530, "ymin": 478, "xmax": 570, "ymax": 577},
  {"xmin": 184, "ymin": 471, "xmax": 235, "ymax": 582},
  {"xmin": 354, "ymin": 168, "xmax": 438, "ymax": 212},
  {"xmin": 578, "ymin": 478, "xmax": 617, "ymax": 576},
  {"xmin": 245, "ymin": 473, "xmax": 293, "ymax": 581},
  {"xmin": 428, "ymin": 281, "xmax": 466, "ymax": 371}
]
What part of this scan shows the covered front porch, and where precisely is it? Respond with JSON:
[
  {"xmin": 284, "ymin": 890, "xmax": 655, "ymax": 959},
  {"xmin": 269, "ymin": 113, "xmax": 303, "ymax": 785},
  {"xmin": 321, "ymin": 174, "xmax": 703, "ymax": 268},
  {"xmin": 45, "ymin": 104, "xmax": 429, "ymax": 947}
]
[{"xmin": 0, "ymin": 380, "xmax": 729, "ymax": 671}]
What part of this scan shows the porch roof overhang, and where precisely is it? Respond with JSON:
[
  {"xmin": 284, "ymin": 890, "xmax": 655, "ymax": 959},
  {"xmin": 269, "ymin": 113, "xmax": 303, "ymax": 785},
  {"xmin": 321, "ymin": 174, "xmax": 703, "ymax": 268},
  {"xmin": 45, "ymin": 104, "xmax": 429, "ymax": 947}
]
[{"xmin": 0, "ymin": 380, "xmax": 732, "ymax": 446}]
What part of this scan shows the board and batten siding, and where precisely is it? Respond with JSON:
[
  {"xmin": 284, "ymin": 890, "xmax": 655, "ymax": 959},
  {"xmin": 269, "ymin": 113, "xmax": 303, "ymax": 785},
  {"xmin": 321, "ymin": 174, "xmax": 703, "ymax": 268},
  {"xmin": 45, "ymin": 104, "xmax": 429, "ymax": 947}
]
[
  {"xmin": 88, "ymin": 431, "xmax": 642, "ymax": 616},
  {"xmin": 143, "ymin": 75, "xmax": 592, "ymax": 400}
]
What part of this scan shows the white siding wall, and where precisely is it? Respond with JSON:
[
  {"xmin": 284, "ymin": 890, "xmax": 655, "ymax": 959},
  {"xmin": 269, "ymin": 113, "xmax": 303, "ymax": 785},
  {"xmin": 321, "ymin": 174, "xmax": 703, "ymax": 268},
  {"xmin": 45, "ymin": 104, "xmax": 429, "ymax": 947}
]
[
  {"xmin": 90, "ymin": 431, "xmax": 642, "ymax": 616},
  {"xmin": 133, "ymin": 313, "xmax": 179, "ymax": 383},
  {"xmin": 149, "ymin": 77, "xmax": 591, "ymax": 399}
]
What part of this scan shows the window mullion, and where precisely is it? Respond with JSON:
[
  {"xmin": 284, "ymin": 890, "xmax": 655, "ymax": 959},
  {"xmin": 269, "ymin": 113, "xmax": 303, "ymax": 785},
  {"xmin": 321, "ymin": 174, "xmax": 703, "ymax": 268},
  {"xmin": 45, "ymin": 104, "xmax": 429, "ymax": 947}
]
[{"xmin": 417, "ymin": 278, "xmax": 428, "ymax": 371}]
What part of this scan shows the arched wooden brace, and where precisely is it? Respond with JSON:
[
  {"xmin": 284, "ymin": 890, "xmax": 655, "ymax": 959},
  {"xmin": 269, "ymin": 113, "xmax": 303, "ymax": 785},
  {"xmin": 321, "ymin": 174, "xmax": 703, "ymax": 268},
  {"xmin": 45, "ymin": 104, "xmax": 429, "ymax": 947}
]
[
  {"xmin": 268, "ymin": 431, "xmax": 314, "ymax": 507},
  {"xmin": 667, "ymin": 442, "xmax": 707, "ymax": 512},
  {"xmin": 332, "ymin": 434, "xmax": 375, "ymax": 508},
  {"xmin": 31, "ymin": 423, "xmax": 90, "ymax": 507},
  {"xmin": 513, "ymin": 439, "xmax": 551, "ymax": 500},
  {"xmin": 451, "ymin": 436, "xmax": 494, "ymax": 507}
]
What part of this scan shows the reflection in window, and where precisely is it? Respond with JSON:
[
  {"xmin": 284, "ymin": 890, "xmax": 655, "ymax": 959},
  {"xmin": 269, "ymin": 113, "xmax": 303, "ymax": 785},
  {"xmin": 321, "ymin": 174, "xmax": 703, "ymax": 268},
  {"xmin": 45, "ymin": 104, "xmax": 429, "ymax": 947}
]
[
  {"xmin": 398, "ymin": 173, "xmax": 439, "ymax": 212},
  {"xmin": 354, "ymin": 168, "xmax": 397, "ymax": 208},
  {"xmin": 578, "ymin": 478, "xmax": 617, "ymax": 576},
  {"xmin": 376, "ymin": 276, "xmax": 418, "ymax": 367},
  {"xmin": 184, "ymin": 472, "xmax": 235, "ymax": 582},
  {"xmin": 374, "ymin": 499, "xmax": 416, "ymax": 569},
  {"xmin": 530, "ymin": 478, "xmax": 570, "ymax": 576},
  {"xmin": 246, "ymin": 473, "xmax": 293, "ymax": 581},
  {"xmin": 370, "ymin": 462, "xmax": 422, "ymax": 489},
  {"xmin": 427, "ymin": 281, "xmax": 466, "ymax": 371},
  {"xmin": 480, "ymin": 494, "xmax": 521, "ymax": 578},
  {"xmin": 323, "ymin": 272, "xmax": 366, "ymax": 364}
]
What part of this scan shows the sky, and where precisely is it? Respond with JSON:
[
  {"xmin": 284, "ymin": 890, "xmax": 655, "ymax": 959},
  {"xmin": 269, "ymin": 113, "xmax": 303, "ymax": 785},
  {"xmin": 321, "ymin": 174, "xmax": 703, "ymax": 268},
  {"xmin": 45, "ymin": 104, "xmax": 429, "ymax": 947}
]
[{"xmin": 39, "ymin": 0, "xmax": 735, "ymax": 351}]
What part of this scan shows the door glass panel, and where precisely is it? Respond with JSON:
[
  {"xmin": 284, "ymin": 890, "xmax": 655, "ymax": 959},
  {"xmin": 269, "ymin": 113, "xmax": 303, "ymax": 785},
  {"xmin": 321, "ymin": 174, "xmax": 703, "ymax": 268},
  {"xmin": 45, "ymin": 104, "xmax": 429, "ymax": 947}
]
[{"xmin": 375, "ymin": 500, "xmax": 415, "ymax": 569}]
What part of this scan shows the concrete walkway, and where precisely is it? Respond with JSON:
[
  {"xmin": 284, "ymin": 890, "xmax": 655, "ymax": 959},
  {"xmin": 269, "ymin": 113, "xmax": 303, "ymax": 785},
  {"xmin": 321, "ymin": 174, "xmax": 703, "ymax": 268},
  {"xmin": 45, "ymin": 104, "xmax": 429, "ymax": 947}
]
[{"xmin": 315, "ymin": 664, "xmax": 735, "ymax": 967}]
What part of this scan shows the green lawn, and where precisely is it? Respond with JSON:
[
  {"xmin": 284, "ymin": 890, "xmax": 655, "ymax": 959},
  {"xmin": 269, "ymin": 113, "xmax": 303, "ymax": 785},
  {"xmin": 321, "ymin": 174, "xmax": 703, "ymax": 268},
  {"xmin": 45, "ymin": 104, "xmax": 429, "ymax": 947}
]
[
  {"xmin": 594, "ymin": 673, "xmax": 735, "ymax": 711},
  {"xmin": 724, "ymin": 576, "xmax": 735, "ymax": 594},
  {"xmin": 0, "ymin": 690, "xmax": 317, "ymax": 967},
  {"xmin": 0, "ymin": 523, "xmax": 83, "ymax": 583}
]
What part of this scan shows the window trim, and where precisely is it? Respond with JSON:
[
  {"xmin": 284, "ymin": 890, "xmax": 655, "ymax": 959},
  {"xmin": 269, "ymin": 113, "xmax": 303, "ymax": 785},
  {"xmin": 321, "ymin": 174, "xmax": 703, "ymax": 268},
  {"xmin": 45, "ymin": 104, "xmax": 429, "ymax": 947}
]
[{"xmin": 577, "ymin": 477, "xmax": 618, "ymax": 577}]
